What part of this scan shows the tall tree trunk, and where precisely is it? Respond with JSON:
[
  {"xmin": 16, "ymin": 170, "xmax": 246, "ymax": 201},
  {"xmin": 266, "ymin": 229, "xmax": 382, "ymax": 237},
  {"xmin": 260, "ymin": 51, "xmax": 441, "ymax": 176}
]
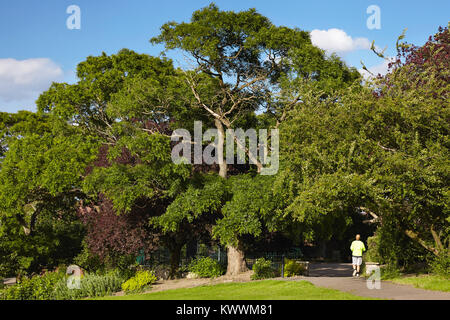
[
  {"xmin": 215, "ymin": 119, "xmax": 249, "ymax": 275},
  {"xmin": 226, "ymin": 242, "xmax": 248, "ymax": 276},
  {"xmin": 220, "ymin": 117, "xmax": 263, "ymax": 173},
  {"xmin": 214, "ymin": 118, "xmax": 227, "ymax": 178}
]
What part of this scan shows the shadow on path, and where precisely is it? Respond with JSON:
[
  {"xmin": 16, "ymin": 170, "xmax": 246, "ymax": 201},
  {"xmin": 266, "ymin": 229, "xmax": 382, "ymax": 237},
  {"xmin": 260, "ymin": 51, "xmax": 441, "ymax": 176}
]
[{"xmin": 308, "ymin": 263, "xmax": 353, "ymax": 277}]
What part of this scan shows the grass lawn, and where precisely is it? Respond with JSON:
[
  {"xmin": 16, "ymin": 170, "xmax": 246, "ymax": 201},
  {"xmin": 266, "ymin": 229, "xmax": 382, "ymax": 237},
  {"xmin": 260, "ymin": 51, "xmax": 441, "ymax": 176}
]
[
  {"xmin": 388, "ymin": 275, "xmax": 450, "ymax": 292},
  {"xmin": 97, "ymin": 280, "xmax": 378, "ymax": 300}
]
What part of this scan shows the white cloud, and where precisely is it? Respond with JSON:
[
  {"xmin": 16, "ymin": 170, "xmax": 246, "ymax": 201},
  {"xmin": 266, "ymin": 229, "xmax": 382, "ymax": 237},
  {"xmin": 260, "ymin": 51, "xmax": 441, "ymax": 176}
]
[
  {"xmin": 358, "ymin": 58, "xmax": 394, "ymax": 79},
  {"xmin": 310, "ymin": 28, "xmax": 372, "ymax": 54},
  {"xmin": 0, "ymin": 58, "xmax": 63, "ymax": 103}
]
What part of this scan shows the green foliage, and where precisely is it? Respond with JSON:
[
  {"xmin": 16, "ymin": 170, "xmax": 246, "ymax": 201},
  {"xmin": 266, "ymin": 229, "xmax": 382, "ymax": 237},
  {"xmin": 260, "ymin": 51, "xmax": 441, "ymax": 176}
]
[
  {"xmin": 82, "ymin": 137, "xmax": 190, "ymax": 214},
  {"xmin": 377, "ymin": 219, "xmax": 431, "ymax": 268},
  {"xmin": 0, "ymin": 111, "xmax": 50, "ymax": 159},
  {"xmin": 0, "ymin": 209, "xmax": 86, "ymax": 277},
  {"xmin": 213, "ymin": 175, "xmax": 282, "ymax": 247},
  {"xmin": 151, "ymin": 3, "xmax": 358, "ymax": 96},
  {"xmin": 251, "ymin": 258, "xmax": 277, "ymax": 280},
  {"xmin": 276, "ymin": 27, "xmax": 449, "ymax": 266},
  {"xmin": 283, "ymin": 259, "xmax": 306, "ymax": 277},
  {"xmin": 36, "ymin": 49, "xmax": 170, "ymax": 133},
  {"xmin": 53, "ymin": 270, "xmax": 125, "ymax": 300},
  {"xmin": 380, "ymin": 265, "xmax": 403, "ymax": 280},
  {"xmin": 0, "ymin": 111, "xmax": 97, "ymax": 276},
  {"xmin": 0, "ymin": 270, "xmax": 65, "ymax": 300},
  {"xmin": 188, "ymin": 257, "xmax": 225, "ymax": 278},
  {"xmin": 151, "ymin": 174, "xmax": 227, "ymax": 232},
  {"xmin": 156, "ymin": 173, "xmax": 287, "ymax": 249},
  {"xmin": 121, "ymin": 270, "xmax": 157, "ymax": 293},
  {"xmin": 151, "ymin": 4, "xmax": 273, "ymax": 78},
  {"xmin": 72, "ymin": 241, "xmax": 104, "ymax": 273},
  {"xmin": 365, "ymin": 234, "xmax": 383, "ymax": 263},
  {"xmin": 429, "ymin": 253, "xmax": 450, "ymax": 278}
]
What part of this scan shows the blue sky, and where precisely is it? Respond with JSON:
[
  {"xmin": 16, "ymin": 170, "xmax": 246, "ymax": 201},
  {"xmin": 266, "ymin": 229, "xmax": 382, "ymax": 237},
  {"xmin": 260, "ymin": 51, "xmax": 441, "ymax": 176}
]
[{"xmin": 0, "ymin": 0, "xmax": 448, "ymax": 113}]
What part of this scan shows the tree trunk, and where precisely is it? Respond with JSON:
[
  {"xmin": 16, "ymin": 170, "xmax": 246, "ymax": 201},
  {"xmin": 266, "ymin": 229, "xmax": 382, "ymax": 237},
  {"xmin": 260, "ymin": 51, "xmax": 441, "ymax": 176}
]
[
  {"xmin": 226, "ymin": 244, "xmax": 248, "ymax": 276},
  {"xmin": 220, "ymin": 117, "xmax": 263, "ymax": 173},
  {"xmin": 214, "ymin": 118, "xmax": 227, "ymax": 178},
  {"xmin": 215, "ymin": 119, "xmax": 249, "ymax": 276}
]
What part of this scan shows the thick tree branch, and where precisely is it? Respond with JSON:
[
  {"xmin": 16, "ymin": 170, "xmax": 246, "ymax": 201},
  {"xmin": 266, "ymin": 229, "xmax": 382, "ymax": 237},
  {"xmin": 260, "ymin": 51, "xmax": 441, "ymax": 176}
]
[
  {"xmin": 185, "ymin": 75, "xmax": 222, "ymax": 120},
  {"xmin": 358, "ymin": 207, "xmax": 380, "ymax": 224},
  {"xmin": 404, "ymin": 229, "xmax": 440, "ymax": 256},
  {"xmin": 430, "ymin": 225, "xmax": 445, "ymax": 253}
]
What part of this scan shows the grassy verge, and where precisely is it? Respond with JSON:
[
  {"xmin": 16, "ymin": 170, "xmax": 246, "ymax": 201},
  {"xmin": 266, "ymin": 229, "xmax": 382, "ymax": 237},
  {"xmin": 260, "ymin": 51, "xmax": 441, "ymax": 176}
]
[
  {"xmin": 388, "ymin": 275, "xmax": 450, "ymax": 292},
  {"xmin": 96, "ymin": 280, "xmax": 378, "ymax": 300}
]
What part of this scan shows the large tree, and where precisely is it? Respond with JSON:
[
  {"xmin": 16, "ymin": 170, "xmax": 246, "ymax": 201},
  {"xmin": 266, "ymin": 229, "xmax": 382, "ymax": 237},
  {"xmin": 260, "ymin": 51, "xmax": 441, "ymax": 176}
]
[
  {"xmin": 35, "ymin": 49, "xmax": 194, "ymax": 276},
  {"xmin": 277, "ymin": 26, "xmax": 449, "ymax": 266},
  {"xmin": 0, "ymin": 111, "xmax": 97, "ymax": 276},
  {"xmin": 150, "ymin": 4, "xmax": 360, "ymax": 275}
]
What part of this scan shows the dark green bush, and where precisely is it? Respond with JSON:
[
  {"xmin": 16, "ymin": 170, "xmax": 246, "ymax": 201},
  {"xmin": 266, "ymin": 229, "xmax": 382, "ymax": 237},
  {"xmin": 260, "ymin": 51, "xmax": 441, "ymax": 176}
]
[
  {"xmin": 188, "ymin": 257, "xmax": 225, "ymax": 278},
  {"xmin": 251, "ymin": 258, "xmax": 277, "ymax": 280},
  {"xmin": 121, "ymin": 270, "xmax": 157, "ymax": 293},
  {"xmin": 283, "ymin": 259, "xmax": 306, "ymax": 277}
]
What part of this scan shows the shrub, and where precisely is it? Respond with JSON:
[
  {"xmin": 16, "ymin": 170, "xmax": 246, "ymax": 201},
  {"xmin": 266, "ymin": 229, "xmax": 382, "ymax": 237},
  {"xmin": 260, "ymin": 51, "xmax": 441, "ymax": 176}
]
[
  {"xmin": 188, "ymin": 257, "xmax": 225, "ymax": 278},
  {"xmin": 251, "ymin": 258, "xmax": 277, "ymax": 280},
  {"xmin": 53, "ymin": 270, "xmax": 124, "ymax": 300},
  {"xmin": 72, "ymin": 241, "xmax": 104, "ymax": 273},
  {"xmin": 430, "ymin": 253, "xmax": 450, "ymax": 278},
  {"xmin": 377, "ymin": 220, "xmax": 429, "ymax": 268},
  {"xmin": 121, "ymin": 270, "xmax": 157, "ymax": 293},
  {"xmin": 283, "ymin": 259, "xmax": 306, "ymax": 277},
  {"xmin": 0, "ymin": 270, "xmax": 65, "ymax": 300},
  {"xmin": 0, "ymin": 267, "xmax": 131, "ymax": 300},
  {"xmin": 380, "ymin": 265, "xmax": 403, "ymax": 280},
  {"xmin": 365, "ymin": 234, "xmax": 383, "ymax": 263}
]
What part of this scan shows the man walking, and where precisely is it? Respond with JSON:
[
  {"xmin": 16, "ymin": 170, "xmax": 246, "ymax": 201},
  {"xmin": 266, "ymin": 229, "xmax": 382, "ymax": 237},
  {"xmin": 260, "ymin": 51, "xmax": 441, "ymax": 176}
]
[{"xmin": 350, "ymin": 234, "xmax": 366, "ymax": 277}]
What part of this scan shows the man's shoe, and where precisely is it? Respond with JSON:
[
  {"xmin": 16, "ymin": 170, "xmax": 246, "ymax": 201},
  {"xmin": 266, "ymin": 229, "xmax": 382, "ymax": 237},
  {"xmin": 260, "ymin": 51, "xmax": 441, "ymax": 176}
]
[
  {"xmin": 356, "ymin": 272, "xmax": 360, "ymax": 277},
  {"xmin": 352, "ymin": 270, "xmax": 357, "ymax": 277}
]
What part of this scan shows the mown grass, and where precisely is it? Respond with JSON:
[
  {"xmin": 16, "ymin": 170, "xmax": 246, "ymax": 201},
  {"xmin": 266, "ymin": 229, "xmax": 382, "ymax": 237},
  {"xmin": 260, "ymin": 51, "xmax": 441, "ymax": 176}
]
[
  {"xmin": 96, "ymin": 280, "xmax": 378, "ymax": 300},
  {"xmin": 388, "ymin": 275, "xmax": 450, "ymax": 292}
]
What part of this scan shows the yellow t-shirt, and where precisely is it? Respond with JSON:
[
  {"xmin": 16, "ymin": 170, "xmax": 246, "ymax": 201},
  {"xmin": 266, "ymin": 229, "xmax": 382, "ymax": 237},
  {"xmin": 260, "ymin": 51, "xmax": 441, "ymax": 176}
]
[{"xmin": 350, "ymin": 240, "xmax": 366, "ymax": 257}]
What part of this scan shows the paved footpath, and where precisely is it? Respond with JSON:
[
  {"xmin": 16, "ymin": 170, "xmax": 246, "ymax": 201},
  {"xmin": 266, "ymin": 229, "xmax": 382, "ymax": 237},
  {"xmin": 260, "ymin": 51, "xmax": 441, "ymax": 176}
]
[{"xmin": 288, "ymin": 263, "xmax": 450, "ymax": 300}]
